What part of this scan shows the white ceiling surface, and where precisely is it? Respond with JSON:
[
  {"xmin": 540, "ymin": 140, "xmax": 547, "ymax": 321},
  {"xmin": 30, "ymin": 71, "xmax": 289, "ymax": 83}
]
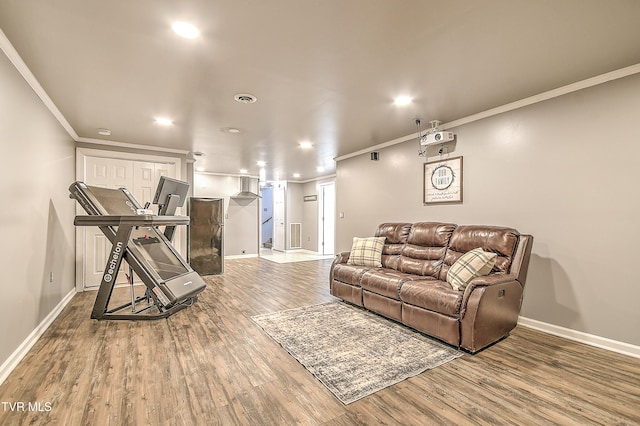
[{"xmin": 1, "ymin": 1, "xmax": 640, "ymax": 181}]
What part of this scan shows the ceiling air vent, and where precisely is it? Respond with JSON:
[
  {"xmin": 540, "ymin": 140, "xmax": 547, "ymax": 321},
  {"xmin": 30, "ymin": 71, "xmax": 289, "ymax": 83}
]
[{"xmin": 234, "ymin": 93, "xmax": 257, "ymax": 104}]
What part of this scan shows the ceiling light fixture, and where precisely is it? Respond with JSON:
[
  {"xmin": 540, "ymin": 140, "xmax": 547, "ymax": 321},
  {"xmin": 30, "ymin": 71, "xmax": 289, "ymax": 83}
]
[
  {"xmin": 234, "ymin": 93, "xmax": 257, "ymax": 104},
  {"xmin": 155, "ymin": 117, "xmax": 174, "ymax": 126},
  {"xmin": 316, "ymin": 166, "xmax": 325, "ymax": 173},
  {"xmin": 172, "ymin": 21, "xmax": 200, "ymax": 39},
  {"xmin": 394, "ymin": 95, "xmax": 413, "ymax": 106},
  {"xmin": 256, "ymin": 160, "xmax": 266, "ymax": 167},
  {"xmin": 97, "ymin": 128, "xmax": 111, "ymax": 136},
  {"xmin": 240, "ymin": 169, "xmax": 248, "ymax": 174},
  {"xmin": 299, "ymin": 141, "xmax": 313, "ymax": 149},
  {"xmin": 293, "ymin": 173, "xmax": 301, "ymax": 178},
  {"xmin": 221, "ymin": 127, "xmax": 241, "ymax": 134}
]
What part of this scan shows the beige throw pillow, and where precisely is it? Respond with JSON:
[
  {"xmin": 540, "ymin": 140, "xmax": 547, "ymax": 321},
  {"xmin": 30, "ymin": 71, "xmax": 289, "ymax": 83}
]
[
  {"xmin": 347, "ymin": 237, "xmax": 386, "ymax": 267},
  {"xmin": 447, "ymin": 248, "xmax": 497, "ymax": 291}
]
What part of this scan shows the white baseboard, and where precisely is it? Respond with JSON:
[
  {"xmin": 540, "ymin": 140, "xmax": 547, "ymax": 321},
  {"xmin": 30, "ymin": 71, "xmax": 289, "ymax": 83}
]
[
  {"xmin": 518, "ymin": 316, "xmax": 640, "ymax": 359},
  {"xmin": 0, "ymin": 289, "xmax": 76, "ymax": 386},
  {"xmin": 225, "ymin": 254, "xmax": 259, "ymax": 260}
]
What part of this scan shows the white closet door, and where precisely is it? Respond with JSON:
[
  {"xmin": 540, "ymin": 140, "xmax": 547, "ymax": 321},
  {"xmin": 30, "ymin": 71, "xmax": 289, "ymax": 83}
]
[{"xmin": 83, "ymin": 157, "xmax": 134, "ymax": 288}]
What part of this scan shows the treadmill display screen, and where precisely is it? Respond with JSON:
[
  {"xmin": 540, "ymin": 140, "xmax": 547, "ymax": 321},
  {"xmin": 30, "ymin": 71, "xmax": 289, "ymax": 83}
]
[{"xmin": 130, "ymin": 227, "xmax": 188, "ymax": 281}]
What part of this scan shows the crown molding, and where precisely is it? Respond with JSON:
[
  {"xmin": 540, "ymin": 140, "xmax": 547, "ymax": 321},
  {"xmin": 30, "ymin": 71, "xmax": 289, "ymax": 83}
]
[
  {"xmin": 336, "ymin": 63, "xmax": 640, "ymax": 162},
  {"xmin": 76, "ymin": 137, "xmax": 190, "ymax": 155},
  {"xmin": 0, "ymin": 28, "xmax": 79, "ymax": 140}
]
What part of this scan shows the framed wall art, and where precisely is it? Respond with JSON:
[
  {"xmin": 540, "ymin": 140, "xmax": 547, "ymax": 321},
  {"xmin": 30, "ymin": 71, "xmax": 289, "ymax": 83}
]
[{"xmin": 423, "ymin": 156, "xmax": 463, "ymax": 205}]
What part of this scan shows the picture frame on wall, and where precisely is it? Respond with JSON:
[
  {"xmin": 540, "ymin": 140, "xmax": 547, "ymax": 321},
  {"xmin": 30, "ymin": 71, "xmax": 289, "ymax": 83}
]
[{"xmin": 424, "ymin": 156, "xmax": 463, "ymax": 205}]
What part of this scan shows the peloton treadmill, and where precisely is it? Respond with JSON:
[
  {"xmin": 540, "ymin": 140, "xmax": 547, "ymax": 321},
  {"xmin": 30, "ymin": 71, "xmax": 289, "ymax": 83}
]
[{"xmin": 70, "ymin": 181, "xmax": 206, "ymax": 320}]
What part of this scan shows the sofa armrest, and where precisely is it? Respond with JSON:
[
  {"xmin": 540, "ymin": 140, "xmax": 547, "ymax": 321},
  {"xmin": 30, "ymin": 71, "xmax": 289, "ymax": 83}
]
[
  {"xmin": 458, "ymin": 274, "xmax": 524, "ymax": 352},
  {"xmin": 330, "ymin": 251, "xmax": 351, "ymax": 284},
  {"xmin": 333, "ymin": 251, "xmax": 350, "ymax": 265},
  {"xmin": 459, "ymin": 274, "xmax": 518, "ymax": 318}
]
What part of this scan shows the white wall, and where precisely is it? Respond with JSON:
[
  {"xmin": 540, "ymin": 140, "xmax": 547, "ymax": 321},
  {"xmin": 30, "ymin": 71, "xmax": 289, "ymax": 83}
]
[
  {"xmin": 335, "ymin": 72, "xmax": 640, "ymax": 346},
  {"xmin": 194, "ymin": 173, "xmax": 259, "ymax": 256},
  {"xmin": 0, "ymin": 50, "xmax": 76, "ymax": 367}
]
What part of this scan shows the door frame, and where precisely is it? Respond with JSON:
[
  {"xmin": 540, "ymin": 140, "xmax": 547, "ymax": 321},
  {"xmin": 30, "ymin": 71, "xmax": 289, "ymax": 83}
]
[
  {"xmin": 318, "ymin": 181, "xmax": 336, "ymax": 255},
  {"xmin": 75, "ymin": 147, "xmax": 184, "ymax": 292}
]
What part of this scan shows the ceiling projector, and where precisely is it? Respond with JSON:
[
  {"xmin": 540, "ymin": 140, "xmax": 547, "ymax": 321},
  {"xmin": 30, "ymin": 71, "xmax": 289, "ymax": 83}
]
[{"xmin": 420, "ymin": 131, "xmax": 455, "ymax": 146}]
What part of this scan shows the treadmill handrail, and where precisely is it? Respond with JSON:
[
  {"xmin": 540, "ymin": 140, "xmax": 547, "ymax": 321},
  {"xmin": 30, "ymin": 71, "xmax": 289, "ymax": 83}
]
[{"xmin": 74, "ymin": 215, "xmax": 190, "ymax": 227}]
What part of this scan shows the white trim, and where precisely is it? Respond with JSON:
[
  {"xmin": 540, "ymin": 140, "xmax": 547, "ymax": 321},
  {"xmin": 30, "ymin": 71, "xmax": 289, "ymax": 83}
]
[
  {"xmin": 336, "ymin": 63, "xmax": 640, "ymax": 162},
  {"xmin": 0, "ymin": 28, "xmax": 79, "ymax": 140},
  {"xmin": 226, "ymin": 254, "xmax": 259, "ymax": 259},
  {"xmin": 77, "ymin": 137, "xmax": 190, "ymax": 155},
  {"xmin": 297, "ymin": 174, "xmax": 337, "ymax": 184},
  {"xmin": 0, "ymin": 289, "xmax": 76, "ymax": 386},
  {"xmin": 518, "ymin": 316, "xmax": 640, "ymax": 359}
]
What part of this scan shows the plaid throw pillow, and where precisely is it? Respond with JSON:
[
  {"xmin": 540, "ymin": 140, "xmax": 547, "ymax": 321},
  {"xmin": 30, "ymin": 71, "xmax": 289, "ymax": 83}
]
[
  {"xmin": 447, "ymin": 248, "xmax": 497, "ymax": 291},
  {"xmin": 347, "ymin": 237, "xmax": 386, "ymax": 267}
]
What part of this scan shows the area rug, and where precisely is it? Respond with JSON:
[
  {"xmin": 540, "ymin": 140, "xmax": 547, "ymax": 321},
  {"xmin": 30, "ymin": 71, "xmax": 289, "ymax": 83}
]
[{"xmin": 251, "ymin": 301, "xmax": 463, "ymax": 404}]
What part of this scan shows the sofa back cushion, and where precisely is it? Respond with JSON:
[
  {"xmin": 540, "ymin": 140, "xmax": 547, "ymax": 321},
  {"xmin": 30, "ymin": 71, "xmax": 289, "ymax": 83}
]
[
  {"xmin": 398, "ymin": 222, "xmax": 457, "ymax": 277},
  {"xmin": 439, "ymin": 225, "xmax": 520, "ymax": 281},
  {"xmin": 375, "ymin": 223, "xmax": 412, "ymax": 269}
]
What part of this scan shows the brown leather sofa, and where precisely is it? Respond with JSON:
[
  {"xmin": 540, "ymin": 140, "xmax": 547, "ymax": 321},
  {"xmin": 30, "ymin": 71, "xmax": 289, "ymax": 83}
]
[{"xmin": 330, "ymin": 222, "xmax": 534, "ymax": 353}]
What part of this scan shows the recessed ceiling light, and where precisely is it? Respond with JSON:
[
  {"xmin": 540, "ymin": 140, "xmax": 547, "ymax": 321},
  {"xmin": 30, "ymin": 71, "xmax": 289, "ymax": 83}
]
[
  {"xmin": 221, "ymin": 127, "xmax": 241, "ymax": 134},
  {"xmin": 240, "ymin": 169, "xmax": 248, "ymax": 174},
  {"xmin": 393, "ymin": 95, "xmax": 413, "ymax": 106},
  {"xmin": 172, "ymin": 22, "xmax": 199, "ymax": 39},
  {"xmin": 293, "ymin": 173, "xmax": 301, "ymax": 178},
  {"xmin": 256, "ymin": 160, "xmax": 266, "ymax": 167},
  {"xmin": 97, "ymin": 128, "xmax": 111, "ymax": 136},
  {"xmin": 316, "ymin": 166, "xmax": 325, "ymax": 173},
  {"xmin": 299, "ymin": 141, "xmax": 313, "ymax": 149},
  {"xmin": 155, "ymin": 117, "xmax": 174, "ymax": 126},
  {"xmin": 234, "ymin": 93, "xmax": 258, "ymax": 104}
]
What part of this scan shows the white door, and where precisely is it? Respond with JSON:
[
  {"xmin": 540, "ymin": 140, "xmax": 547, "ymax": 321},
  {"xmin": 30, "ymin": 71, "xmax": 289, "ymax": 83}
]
[
  {"xmin": 273, "ymin": 185, "xmax": 286, "ymax": 252},
  {"xmin": 319, "ymin": 182, "xmax": 335, "ymax": 255},
  {"xmin": 83, "ymin": 157, "xmax": 134, "ymax": 288},
  {"xmin": 81, "ymin": 157, "xmax": 177, "ymax": 289}
]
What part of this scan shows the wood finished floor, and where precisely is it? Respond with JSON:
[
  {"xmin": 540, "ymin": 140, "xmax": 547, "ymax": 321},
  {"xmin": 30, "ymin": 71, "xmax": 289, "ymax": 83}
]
[{"xmin": 0, "ymin": 257, "xmax": 638, "ymax": 425}]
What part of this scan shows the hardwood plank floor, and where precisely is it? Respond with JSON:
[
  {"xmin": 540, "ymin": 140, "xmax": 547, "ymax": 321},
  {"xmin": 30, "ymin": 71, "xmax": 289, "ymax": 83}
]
[{"xmin": 0, "ymin": 257, "xmax": 638, "ymax": 425}]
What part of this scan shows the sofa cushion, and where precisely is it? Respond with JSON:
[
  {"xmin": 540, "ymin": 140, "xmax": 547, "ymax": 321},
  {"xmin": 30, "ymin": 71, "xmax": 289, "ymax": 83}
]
[
  {"xmin": 398, "ymin": 222, "xmax": 456, "ymax": 277},
  {"xmin": 332, "ymin": 263, "xmax": 370, "ymax": 287},
  {"xmin": 360, "ymin": 269, "xmax": 425, "ymax": 300},
  {"xmin": 446, "ymin": 248, "xmax": 497, "ymax": 291},
  {"xmin": 440, "ymin": 225, "xmax": 519, "ymax": 281},
  {"xmin": 375, "ymin": 223, "xmax": 412, "ymax": 269},
  {"xmin": 347, "ymin": 236, "xmax": 385, "ymax": 267},
  {"xmin": 399, "ymin": 280, "xmax": 463, "ymax": 316}
]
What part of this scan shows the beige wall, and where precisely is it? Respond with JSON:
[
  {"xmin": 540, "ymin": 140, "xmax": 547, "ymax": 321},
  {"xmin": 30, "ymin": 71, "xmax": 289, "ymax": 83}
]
[
  {"xmin": 335, "ymin": 73, "xmax": 640, "ymax": 346},
  {"xmin": 0, "ymin": 50, "xmax": 76, "ymax": 366}
]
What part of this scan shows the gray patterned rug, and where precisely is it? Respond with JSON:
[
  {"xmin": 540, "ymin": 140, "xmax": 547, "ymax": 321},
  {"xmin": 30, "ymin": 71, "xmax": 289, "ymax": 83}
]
[{"xmin": 251, "ymin": 301, "xmax": 463, "ymax": 404}]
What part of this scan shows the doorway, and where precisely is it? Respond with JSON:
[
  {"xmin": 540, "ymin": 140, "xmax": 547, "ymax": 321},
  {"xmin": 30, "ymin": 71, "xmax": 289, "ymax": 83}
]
[{"xmin": 318, "ymin": 182, "xmax": 335, "ymax": 255}]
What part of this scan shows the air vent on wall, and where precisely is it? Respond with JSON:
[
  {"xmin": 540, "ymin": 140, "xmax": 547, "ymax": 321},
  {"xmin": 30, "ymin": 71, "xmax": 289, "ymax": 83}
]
[{"xmin": 290, "ymin": 223, "xmax": 301, "ymax": 249}]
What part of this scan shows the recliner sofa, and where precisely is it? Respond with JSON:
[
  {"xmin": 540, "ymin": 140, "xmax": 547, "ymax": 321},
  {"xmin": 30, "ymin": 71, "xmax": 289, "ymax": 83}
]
[{"xmin": 330, "ymin": 222, "xmax": 534, "ymax": 353}]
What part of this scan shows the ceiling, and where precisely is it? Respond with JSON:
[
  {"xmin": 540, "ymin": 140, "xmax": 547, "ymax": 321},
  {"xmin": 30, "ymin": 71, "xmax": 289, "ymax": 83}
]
[{"xmin": 1, "ymin": 1, "xmax": 640, "ymax": 181}]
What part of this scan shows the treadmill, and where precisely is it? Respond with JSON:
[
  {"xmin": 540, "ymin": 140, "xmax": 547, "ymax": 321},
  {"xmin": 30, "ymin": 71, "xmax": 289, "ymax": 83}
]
[{"xmin": 70, "ymin": 181, "xmax": 206, "ymax": 320}]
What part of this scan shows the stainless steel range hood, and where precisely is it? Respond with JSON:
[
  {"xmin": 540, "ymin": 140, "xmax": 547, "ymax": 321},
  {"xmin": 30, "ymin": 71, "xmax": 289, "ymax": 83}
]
[{"xmin": 231, "ymin": 176, "xmax": 261, "ymax": 199}]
